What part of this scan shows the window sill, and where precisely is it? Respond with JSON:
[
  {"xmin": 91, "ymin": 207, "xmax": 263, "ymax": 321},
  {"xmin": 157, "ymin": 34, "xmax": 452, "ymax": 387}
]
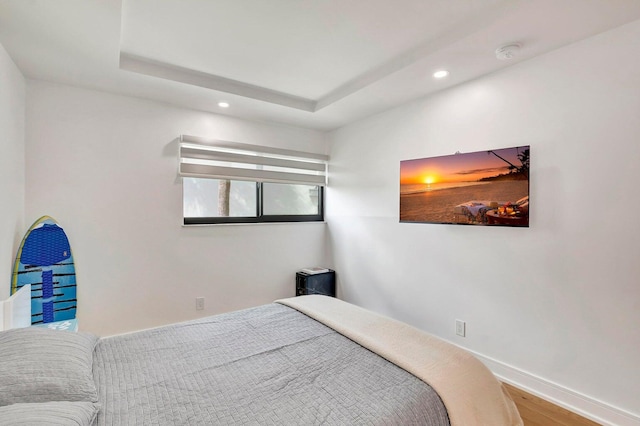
[{"xmin": 182, "ymin": 221, "xmax": 327, "ymax": 228}]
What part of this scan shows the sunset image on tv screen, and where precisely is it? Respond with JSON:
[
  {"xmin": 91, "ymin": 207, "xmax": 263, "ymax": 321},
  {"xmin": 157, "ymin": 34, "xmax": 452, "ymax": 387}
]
[{"xmin": 400, "ymin": 146, "xmax": 529, "ymax": 227}]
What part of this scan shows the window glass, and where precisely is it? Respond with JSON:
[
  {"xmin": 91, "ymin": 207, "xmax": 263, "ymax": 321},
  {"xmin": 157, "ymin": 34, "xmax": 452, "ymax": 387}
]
[
  {"xmin": 183, "ymin": 179, "xmax": 323, "ymax": 224},
  {"xmin": 183, "ymin": 178, "xmax": 256, "ymax": 218},
  {"xmin": 263, "ymin": 183, "xmax": 320, "ymax": 215}
]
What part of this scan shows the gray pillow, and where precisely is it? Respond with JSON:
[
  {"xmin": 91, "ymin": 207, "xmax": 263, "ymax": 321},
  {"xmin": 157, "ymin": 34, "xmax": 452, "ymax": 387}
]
[
  {"xmin": 0, "ymin": 327, "xmax": 99, "ymax": 406},
  {"xmin": 0, "ymin": 401, "xmax": 99, "ymax": 425}
]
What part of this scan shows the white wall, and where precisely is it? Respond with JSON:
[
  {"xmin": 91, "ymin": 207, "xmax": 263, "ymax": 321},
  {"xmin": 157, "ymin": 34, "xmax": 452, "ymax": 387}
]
[
  {"xmin": 0, "ymin": 43, "xmax": 25, "ymax": 300},
  {"xmin": 327, "ymin": 20, "xmax": 640, "ymax": 424},
  {"xmin": 25, "ymin": 81, "xmax": 328, "ymax": 336}
]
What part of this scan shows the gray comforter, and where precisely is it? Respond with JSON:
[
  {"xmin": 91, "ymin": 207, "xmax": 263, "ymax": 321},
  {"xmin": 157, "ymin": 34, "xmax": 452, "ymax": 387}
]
[{"xmin": 93, "ymin": 303, "xmax": 449, "ymax": 425}]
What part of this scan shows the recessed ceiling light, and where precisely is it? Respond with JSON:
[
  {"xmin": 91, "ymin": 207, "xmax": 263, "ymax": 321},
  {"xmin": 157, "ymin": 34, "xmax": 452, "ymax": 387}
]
[
  {"xmin": 433, "ymin": 70, "xmax": 449, "ymax": 79},
  {"xmin": 218, "ymin": 102, "xmax": 230, "ymax": 108}
]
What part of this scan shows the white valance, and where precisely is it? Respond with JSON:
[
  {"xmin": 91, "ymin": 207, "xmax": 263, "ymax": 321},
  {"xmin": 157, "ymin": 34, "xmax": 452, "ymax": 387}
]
[{"xmin": 179, "ymin": 135, "xmax": 328, "ymax": 186}]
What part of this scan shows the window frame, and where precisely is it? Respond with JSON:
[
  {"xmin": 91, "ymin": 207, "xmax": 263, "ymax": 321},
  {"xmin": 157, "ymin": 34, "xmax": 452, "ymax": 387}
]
[{"xmin": 183, "ymin": 183, "xmax": 324, "ymax": 225}]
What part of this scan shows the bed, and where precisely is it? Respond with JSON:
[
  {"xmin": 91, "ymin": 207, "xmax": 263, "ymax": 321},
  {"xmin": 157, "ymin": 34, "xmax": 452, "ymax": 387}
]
[{"xmin": 0, "ymin": 295, "xmax": 522, "ymax": 425}]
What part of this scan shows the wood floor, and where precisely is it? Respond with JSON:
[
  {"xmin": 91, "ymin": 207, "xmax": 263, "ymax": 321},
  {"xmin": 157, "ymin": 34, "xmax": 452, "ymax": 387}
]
[{"xmin": 503, "ymin": 383, "xmax": 601, "ymax": 426}]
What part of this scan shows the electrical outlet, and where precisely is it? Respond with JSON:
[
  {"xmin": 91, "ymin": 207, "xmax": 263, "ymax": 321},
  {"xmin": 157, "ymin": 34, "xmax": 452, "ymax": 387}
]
[
  {"xmin": 455, "ymin": 319, "xmax": 466, "ymax": 337},
  {"xmin": 196, "ymin": 297, "xmax": 205, "ymax": 311}
]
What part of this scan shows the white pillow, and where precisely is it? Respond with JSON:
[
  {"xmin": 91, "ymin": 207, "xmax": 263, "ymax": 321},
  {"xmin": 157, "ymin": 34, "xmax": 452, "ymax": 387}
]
[
  {"xmin": 0, "ymin": 401, "xmax": 99, "ymax": 425},
  {"xmin": 0, "ymin": 327, "xmax": 98, "ymax": 406}
]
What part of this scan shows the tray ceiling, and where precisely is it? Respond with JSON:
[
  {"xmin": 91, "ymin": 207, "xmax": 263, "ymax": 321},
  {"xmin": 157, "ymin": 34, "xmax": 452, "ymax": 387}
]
[{"xmin": 2, "ymin": 0, "xmax": 640, "ymax": 130}]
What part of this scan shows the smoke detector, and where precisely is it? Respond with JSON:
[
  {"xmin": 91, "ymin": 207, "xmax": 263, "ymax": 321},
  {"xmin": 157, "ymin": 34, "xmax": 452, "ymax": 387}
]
[{"xmin": 495, "ymin": 44, "xmax": 521, "ymax": 60}]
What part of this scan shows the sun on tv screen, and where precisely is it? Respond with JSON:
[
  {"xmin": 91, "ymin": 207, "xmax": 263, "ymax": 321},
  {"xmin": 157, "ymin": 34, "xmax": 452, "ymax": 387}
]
[{"xmin": 400, "ymin": 146, "xmax": 530, "ymax": 227}]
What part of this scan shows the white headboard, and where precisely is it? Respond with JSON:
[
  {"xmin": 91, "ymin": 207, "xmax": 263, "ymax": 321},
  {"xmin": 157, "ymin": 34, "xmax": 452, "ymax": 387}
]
[{"xmin": 2, "ymin": 284, "xmax": 31, "ymax": 330}]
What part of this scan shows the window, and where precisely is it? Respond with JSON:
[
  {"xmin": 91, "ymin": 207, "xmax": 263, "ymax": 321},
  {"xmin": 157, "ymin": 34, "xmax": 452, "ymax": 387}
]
[{"xmin": 179, "ymin": 136, "xmax": 326, "ymax": 225}]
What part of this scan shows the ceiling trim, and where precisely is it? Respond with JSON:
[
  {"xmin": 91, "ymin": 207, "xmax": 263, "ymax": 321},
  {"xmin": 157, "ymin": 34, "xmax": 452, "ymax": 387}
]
[
  {"xmin": 119, "ymin": 52, "xmax": 317, "ymax": 112},
  {"xmin": 119, "ymin": 1, "xmax": 523, "ymax": 115}
]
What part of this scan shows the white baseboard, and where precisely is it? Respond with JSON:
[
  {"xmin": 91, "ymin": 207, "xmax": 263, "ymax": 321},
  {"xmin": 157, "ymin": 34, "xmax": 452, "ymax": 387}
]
[{"xmin": 470, "ymin": 350, "xmax": 640, "ymax": 426}]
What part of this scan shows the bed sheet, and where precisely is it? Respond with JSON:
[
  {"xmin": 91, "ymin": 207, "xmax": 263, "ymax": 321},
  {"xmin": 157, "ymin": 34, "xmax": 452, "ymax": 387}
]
[{"xmin": 93, "ymin": 303, "xmax": 449, "ymax": 425}]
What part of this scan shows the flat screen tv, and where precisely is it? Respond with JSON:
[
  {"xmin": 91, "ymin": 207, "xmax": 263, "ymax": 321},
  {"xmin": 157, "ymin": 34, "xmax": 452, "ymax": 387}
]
[{"xmin": 400, "ymin": 146, "xmax": 529, "ymax": 227}]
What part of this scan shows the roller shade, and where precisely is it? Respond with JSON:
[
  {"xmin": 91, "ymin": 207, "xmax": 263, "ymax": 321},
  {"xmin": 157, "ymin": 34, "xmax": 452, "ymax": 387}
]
[{"xmin": 179, "ymin": 135, "xmax": 328, "ymax": 186}]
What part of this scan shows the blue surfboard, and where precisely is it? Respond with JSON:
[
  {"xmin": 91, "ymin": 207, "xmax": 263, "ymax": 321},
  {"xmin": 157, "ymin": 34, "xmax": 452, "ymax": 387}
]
[{"xmin": 11, "ymin": 216, "xmax": 77, "ymax": 325}]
